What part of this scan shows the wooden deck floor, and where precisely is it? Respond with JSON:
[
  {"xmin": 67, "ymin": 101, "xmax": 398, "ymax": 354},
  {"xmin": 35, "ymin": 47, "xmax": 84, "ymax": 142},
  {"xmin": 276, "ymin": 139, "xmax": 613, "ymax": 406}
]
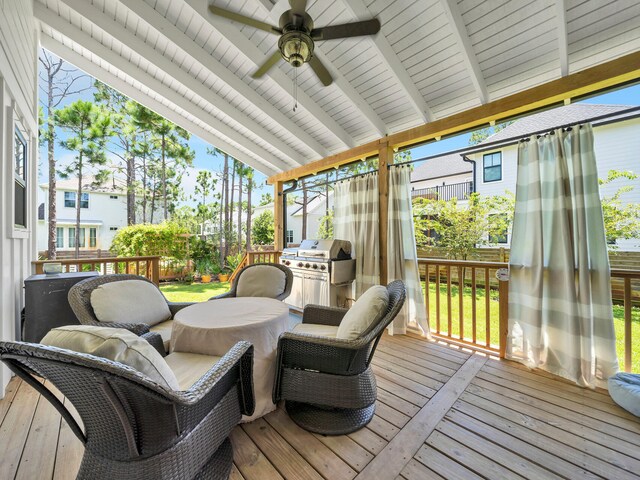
[{"xmin": 1, "ymin": 333, "xmax": 639, "ymax": 479}]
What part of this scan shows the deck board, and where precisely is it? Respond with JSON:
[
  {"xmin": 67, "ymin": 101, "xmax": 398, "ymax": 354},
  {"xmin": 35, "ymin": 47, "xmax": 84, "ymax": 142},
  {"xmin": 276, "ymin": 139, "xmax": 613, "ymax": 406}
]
[{"xmin": 1, "ymin": 333, "xmax": 639, "ymax": 480}]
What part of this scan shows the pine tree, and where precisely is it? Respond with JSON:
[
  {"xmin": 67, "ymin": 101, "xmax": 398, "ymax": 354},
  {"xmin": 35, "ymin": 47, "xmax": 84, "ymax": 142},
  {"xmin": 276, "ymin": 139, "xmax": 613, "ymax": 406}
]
[
  {"xmin": 55, "ymin": 101, "xmax": 113, "ymax": 258},
  {"xmin": 38, "ymin": 51, "xmax": 89, "ymax": 258}
]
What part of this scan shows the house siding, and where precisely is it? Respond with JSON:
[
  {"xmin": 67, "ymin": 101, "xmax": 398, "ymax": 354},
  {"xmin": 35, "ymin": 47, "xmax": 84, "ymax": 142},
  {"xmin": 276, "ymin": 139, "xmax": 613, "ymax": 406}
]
[
  {"xmin": 0, "ymin": 0, "xmax": 37, "ymax": 396},
  {"xmin": 472, "ymin": 116, "xmax": 640, "ymax": 250}
]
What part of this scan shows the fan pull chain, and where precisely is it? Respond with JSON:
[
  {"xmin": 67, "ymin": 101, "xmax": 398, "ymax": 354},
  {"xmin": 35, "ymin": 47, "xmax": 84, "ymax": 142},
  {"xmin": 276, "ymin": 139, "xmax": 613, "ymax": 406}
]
[{"xmin": 293, "ymin": 67, "xmax": 298, "ymax": 112}]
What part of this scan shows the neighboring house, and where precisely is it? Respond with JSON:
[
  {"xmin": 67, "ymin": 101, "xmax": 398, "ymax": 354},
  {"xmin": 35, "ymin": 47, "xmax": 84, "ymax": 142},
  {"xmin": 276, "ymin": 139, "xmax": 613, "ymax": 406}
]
[
  {"xmin": 410, "ymin": 152, "xmax": 473, "ymax": 201},
  {"xmin": 466, "ymin": 104, "xmax": 640, "ymax": 250},
  {"xmin": 252, "ymin": 193, "xmax": 333, "ymax": 245},
  {"xmin": 37, "ymin": 176, "xmax": 159, "ymax": 254}
]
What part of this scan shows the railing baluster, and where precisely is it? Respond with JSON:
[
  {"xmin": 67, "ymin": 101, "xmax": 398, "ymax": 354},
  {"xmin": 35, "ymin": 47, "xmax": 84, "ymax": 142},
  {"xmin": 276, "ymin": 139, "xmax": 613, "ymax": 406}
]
[
  {"xmin": 471, "ymin": 267, "xmax": 477, "ymax": 344},
  {"xmin": 624, "ymin": 277, "xmax": 632, "ymax": 372},
  {"xmin": 485, "ymin": 268, "xmax": 490, "ymax": 348},
  {"xmin": 435, "ymin": 265, "xmax": 441, "ymax": 334},
  {"xmin": 425, "ymin": 263, "xmax": 430, "ymax": 326},
  {"xmin": 447, "ymin": 266, "xmax": 452, "ymax": 337},
  {"xmin": 458, "ymin": 265, "xmax": 464, "ymax": 340}
]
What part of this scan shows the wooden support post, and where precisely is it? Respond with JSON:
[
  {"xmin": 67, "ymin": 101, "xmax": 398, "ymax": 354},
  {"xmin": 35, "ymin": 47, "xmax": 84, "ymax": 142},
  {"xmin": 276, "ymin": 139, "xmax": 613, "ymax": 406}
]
[
  {"xmin": 274, "ymin": 181, "xmax": 284, "ymax": 252},
  {"xmin": 151, "ymin": 257, "xmax": 160, "ymax": 286},
  {"xmin": 378, "ymin": 141, "xmax": 392, "ymax": 286}
]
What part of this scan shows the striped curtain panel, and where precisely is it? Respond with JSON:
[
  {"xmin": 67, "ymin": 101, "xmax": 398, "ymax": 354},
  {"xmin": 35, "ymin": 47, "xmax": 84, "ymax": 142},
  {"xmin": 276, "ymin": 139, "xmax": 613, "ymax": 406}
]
[
  {"xmin": 508, "ymin": 123, "xmax": 618, "ymax": 387},
  {"xmin": 387, "ymin": 166, "xmax": 430, "ymax": 337},
  {"xmin": 334, "ymin": 173, "xmax": 380, "ymax": 298}
]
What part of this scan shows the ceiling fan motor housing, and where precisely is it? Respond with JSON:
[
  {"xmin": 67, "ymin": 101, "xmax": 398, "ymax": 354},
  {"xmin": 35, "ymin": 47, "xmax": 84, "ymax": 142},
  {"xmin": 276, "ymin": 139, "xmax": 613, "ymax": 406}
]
[{"xmin": 279, "ymin": 30, "xmax": 314, "ymax": 67}]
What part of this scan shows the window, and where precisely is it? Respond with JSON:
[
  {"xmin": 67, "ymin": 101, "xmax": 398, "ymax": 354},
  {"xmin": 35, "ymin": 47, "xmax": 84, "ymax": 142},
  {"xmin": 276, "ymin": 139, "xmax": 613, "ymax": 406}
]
[
  {"xmin": 110, "ymin": 195, "xmax": 118, "ymax": 199},
  {"xmin": 488, "ymin": 214, "xmax": 508, "ymax": 244},
  {"xmin": 89, "ymin": 227, "xmax": 97, "ymax": 247},
  {"xmin": 77, "ymin": 227, "xmax": 86, "ymax": 247},
  {"xmin": 64, "ymin": 192, "xmax": 75, "ymax": 208},
  {"xmin": 68, "ymin": 228, "xmax": 76, "ymax": 248},
  {"xmin": 286, "ymin": 229, "xmax": 294, "ymax": 243},
  {"xmin": 64, "ymin": 192, "xmax": 89, "ymax": 208},
  {"xmin": 483, "ymin": 152, "xmax": 502, "ymax": 183},
  {"xmin": 14, "ymin": 127, "xmax": 27, "ymax": 228},
  {"xmin": 56, "ymin": 227, "xmax": 64, "ymax": 248}
]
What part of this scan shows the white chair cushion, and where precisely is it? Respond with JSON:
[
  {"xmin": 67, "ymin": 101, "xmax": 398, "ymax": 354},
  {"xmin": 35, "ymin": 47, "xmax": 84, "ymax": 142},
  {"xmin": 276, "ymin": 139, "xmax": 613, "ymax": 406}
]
[
  {"xmin": 164, "ymin": 352, "xmax": 221, "ymax": 390},
  {"xmin": 41, "ymin": 325, "xmax": 179, "ymax": 390},
  {"xmin": 150, "ymin": 319, "xmax": 173, "ymax": 352},
  {"xmin": 236, "ymin": 265, "xmax": 286, "ymax": 298},
  {"xmin": 292, "ymin": 323, "xmax": 339, "ymax": 338},
  {"xmin": 90, "ymin": 279, "xmax": 171, "ymax": 326},
  {"xmin": 336, "ymin": 285, "xmax": 389, "ymax": 340}
]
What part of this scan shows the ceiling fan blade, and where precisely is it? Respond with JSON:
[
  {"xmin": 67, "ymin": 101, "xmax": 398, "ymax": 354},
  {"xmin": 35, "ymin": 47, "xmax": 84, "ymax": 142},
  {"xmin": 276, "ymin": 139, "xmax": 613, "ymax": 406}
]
[
  {"xmin": 252, "ymin": 51, "xmax": 283, "ymax": 79},
  {"xmin": 309, "ymin": 56, "xmax": 333, "ymax": 86},
  {"xmin": 311, "ymin": 18, "xmax": 381, "ymax": 41},
  {"xmin": 289, "ymin": 0, "xmax": 308, "ymax": 15},
  {"xmin": 209, "ymin": 6, "xmax": 281, "ymax": 34}
]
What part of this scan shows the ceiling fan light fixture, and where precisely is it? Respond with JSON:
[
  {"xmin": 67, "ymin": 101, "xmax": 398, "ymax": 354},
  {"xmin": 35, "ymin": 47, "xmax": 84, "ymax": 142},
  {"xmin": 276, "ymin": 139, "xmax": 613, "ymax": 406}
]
[{"xmin": 279, "ymin": 31, "xmax": 313, "ymax": 67}]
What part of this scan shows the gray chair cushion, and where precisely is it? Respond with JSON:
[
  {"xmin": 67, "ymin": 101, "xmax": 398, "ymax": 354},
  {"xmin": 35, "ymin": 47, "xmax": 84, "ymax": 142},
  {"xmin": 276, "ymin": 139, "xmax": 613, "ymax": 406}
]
[
  {"xmin": 42, "ymin": 325, "xmax": 179, "ymax": 390},
  {"xmin": 292, "ymin": 323, "xmax": 339, "ymax": 338},
  {"xmin": 164, "ymin": 352, "xmax": 221, "ymax": 390},
  {"xmin": 336, "ymin": 285, "xmax": 389, "ymax": 340},
  {"xmin": 90, "ymin": 279, "xmax": 172, "ymax": 326},
  {"xmin": 236, "ymin": 265, "xmax": 287, "ymax": 298}
]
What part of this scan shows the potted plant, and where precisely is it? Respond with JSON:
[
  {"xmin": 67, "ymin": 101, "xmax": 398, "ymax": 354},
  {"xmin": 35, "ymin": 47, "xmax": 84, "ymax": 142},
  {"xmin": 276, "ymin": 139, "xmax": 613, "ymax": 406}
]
[
  {"xmin": 218, "ymin": 268, "xmax": 230, "ymax": 283},
  {"xmin": 200, "ymin": 260, "xmax": 214, "ymax": 283},
  {"xmin": 193, "ymin": 259, "xmax": 207, "ymax": 283}
]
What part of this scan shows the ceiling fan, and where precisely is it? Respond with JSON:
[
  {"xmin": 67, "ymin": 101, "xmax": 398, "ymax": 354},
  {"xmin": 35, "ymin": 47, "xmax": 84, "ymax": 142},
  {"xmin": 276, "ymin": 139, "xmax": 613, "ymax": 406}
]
[{"xmin": 209, "ymin": 0, "xmax": 381, "ymax": 86}]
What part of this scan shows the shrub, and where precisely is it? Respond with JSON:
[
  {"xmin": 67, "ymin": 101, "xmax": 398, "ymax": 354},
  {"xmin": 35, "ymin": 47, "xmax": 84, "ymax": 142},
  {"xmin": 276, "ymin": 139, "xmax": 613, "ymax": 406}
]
[{"xmin": 111, "ymin": 222, "xmax": 190, "ymax": 260}]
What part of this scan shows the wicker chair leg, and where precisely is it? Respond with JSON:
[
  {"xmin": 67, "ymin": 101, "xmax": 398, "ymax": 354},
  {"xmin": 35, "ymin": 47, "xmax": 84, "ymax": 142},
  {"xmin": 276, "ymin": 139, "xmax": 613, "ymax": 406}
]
[
  {"xmin": 284, "ymin": 401, "xmax": 376, "ymax": 435},
  {"xmin": 194, "ymin": 438, "xmax": 234, "ymax": 480}
]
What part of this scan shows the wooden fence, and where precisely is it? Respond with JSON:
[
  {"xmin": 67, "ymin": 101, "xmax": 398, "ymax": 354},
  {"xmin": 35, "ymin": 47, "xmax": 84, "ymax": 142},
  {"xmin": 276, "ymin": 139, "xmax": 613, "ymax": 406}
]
[
  {"xmin": 419, "ymin": 257, "xmax": 639, "ymax": 372},
  {"xmin": 419, "ymin": 247, "xmax": 640, "ymax": 305},
  {"xmin": 32, "ymin": 256, "xmax": 161, "ymax": 285}
]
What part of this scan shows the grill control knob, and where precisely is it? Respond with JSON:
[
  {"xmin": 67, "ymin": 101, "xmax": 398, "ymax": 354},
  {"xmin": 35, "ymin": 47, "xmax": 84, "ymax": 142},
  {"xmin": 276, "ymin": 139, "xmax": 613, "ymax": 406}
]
[
  {"xmin": 297, "ymin": 262, "xmax": 303, "ymax": 267},
  {"xmin": 285, "ymin": 260, "xmax": 290, "ymax": 266},
  {"xmin": 312, "ymin": 264, "xmax": 318, "ymax": 269},
  {"xmin": 305, "ymin": 263, "xmax": 310, "ymax": 268},
  {"xmin": 320, "ymin": 264, "xmax": 326, "ymax": 271}
]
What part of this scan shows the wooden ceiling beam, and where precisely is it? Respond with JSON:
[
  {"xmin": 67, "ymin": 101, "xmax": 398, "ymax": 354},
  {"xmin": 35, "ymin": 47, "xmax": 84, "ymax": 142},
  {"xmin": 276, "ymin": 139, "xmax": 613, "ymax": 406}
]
[
  {"xmin": 440, "ymin": 0, "xmax": 488, "ymax": 104},
  {"xmin": 268, "ymin": 50, "xmax": 640, "ymax": 183},
  {"xmin": 556, "ymin": 0, "xmax": 569, "ymax": 77},
  {"xmin": 183, "ymin": 0, "xmax": 356, "ymax": 151},
  {"xmin": 258, "ymin": 0, "xmax": 388, "ymax": 138},
  {"xmin": 342, "ymin": 0, "xmax": 434, "ymax": 123},
  {"xmin": 57, "ymin": 0, "xmax": 303, "ymax": 168},
  {"xmin": 39, "ymin": 34, "xmax": 278, "ymax": 177},
  {"xmin": 117, "ymin": 0, "xmax": 328, "ymax": 159},
  {"xmin": 36, "ymin": 5, "xmax": 291, "ymax": 173}
]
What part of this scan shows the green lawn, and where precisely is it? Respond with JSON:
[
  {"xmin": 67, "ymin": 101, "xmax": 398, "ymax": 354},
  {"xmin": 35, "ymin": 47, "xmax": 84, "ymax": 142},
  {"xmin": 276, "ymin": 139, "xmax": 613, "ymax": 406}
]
[
  {"xmin": 423, "ymin": 282, "xmax": 640, "ymax": 373},
  {"xmin": 161, "ymin": 280, "xmax": 639, "ymax": 372},
  {"xmin": 160, "ymin": 281, "xmax": 231, "ymax": 302}
]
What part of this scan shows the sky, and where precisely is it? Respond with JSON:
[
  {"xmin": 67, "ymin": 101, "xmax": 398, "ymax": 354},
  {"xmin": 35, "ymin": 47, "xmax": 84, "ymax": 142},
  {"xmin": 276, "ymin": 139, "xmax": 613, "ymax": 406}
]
[{"xmin": 39, "ymin": 48, "xmax": 640, "ymax": 207}]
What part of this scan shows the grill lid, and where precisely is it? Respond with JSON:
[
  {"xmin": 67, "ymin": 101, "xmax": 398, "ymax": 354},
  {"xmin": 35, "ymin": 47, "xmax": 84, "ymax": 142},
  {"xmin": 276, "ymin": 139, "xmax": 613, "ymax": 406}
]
[{"xmin": 296, "ymin": 239, "xmax": 351, "ymax": 260}]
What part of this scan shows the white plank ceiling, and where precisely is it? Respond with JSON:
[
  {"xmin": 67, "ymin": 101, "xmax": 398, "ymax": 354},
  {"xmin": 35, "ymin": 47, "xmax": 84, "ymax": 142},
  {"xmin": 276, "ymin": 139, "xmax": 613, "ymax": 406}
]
[{"xmin": 34, "ymin": 0, "xmax": 640, "ymax": 175}]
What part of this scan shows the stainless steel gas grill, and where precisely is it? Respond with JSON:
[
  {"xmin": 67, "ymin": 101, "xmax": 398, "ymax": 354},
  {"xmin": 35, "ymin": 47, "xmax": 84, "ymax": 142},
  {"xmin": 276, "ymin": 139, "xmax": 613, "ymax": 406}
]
[{"xmin": 280, "ymin": 239, "xmax": 356, "ymax": 310}]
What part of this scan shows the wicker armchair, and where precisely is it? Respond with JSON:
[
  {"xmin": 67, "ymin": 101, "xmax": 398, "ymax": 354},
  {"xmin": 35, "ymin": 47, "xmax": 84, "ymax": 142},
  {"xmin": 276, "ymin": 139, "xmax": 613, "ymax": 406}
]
[
  {"xmin": 0, "ymin": 339, "xmax": 254, "ymax": 480},
  {"xmin": 68, "ymin": 274, "xmax": 193, "ymax": 354},
  {"xmin": 273, "ymin": 280, "xmax": 406, "ymax": 435},
  {"xmin": 210, "ymin": 263, "xmax": 292, "ymax": 301}
]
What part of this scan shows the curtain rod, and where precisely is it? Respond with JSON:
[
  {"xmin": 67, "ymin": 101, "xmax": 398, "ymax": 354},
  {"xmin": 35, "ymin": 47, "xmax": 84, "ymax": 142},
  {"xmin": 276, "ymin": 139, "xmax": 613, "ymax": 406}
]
[
  {"xmin": 391, "ymin": 105, "xmax": 640, "ymax": 168},
  {"xmin": 284, "ymin": 169, "xmax": 377, "ymax": 193}
]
